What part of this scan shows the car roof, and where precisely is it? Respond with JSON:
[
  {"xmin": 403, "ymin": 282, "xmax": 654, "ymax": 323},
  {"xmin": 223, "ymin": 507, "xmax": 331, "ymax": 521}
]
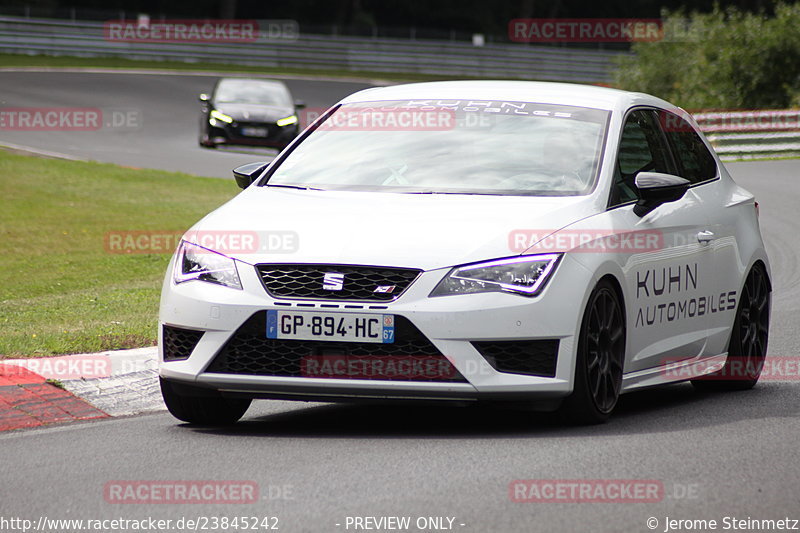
[
  {"xmin": 338, "ymin": 80, "xmax": 675, "ymax": 112},
  {"xmin": 216, "ymin": 78, "xmax": 287, "ymax": 88}
]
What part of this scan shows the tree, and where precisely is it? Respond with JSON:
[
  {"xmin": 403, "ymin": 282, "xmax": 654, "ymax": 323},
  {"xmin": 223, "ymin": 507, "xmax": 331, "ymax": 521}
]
[{"xmin": 615, "ymin": 3, "xmax": 800, "ymax": 109}]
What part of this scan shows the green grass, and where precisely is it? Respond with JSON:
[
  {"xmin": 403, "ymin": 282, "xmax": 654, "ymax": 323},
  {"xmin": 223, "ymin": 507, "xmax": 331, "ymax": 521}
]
[
  {"xmin": 0, "ymin": 149, "xmax": 237, "ymax": 358},
  {"xmin": 0, "ymin": 52, "xmax": 478, "ymax": 83}
]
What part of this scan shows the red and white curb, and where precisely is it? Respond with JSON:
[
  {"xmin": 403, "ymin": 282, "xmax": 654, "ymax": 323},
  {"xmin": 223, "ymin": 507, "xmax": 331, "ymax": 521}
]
[
  {"xmin": 0, "ymin": 346, "xmax": 161, "ymax": 431},
  {"xmin": 0, "ymin": 365, "xmax": 107, "ymax": 431}
]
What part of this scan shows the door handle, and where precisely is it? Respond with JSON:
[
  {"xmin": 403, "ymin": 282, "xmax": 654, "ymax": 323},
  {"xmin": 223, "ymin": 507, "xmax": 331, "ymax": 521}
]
[{"xmin": 697, "ymin": 230, "xmax": 715, "ymax": 243}]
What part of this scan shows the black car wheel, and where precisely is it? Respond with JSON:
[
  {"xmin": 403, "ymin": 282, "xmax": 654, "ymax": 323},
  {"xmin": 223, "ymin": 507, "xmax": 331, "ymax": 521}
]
[
  {"xmin": 560, "ymin": 279, "xmax": 625, "ymax": 424},
  {"xmin": 160, "ymin": 378, "xmax": 251, "ymax": 425},
  {"xmin": 198, "ymin": 134, "xmax": 217, "ymax": 149},
  {"xmin": 692, "ymin": 263, "xmax": 770, "ymax": 391}
]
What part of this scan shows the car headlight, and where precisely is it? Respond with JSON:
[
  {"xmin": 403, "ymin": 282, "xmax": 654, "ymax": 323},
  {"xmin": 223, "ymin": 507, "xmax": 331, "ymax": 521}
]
[
  {"xmin": 430, "ymin": 254, "xmax": 561, "ymax": 297},
  {"xmin": 276, "ymin": 115, "xmax": 298, "ymax": 127},
  {"xmin": 173, "ymin": 241, "xmax": 242, "ymax": 290},
  {"xmin": 210, "ymin": 110, "xmax": 234, "ymax": 124}
]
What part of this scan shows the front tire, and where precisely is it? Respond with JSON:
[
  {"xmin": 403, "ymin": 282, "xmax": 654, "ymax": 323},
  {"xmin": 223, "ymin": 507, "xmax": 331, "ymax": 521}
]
[
  {"xmin": 160, "ymin": 378, "xmax": 251, "ymax": 425},
  {"xmin": 692, "ymin": 263, "xmax": 770, "ymax": 391},
  {"xmin": 559, "ymin": 279, "xmax": 625, "ymax": 424},
  {"xmin": 198, "ymin": 129, "xmax": 217, "ymax": 148}
]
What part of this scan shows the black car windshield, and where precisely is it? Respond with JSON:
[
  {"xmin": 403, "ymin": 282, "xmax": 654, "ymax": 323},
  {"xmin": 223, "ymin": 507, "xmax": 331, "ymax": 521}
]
[
  {"xmin": 214, "ymin": 79, "xmax": 292, "ymax": 107},
  {"xmin": 266, "ymin": 100, "xmax": 610, "ymax": 196}
]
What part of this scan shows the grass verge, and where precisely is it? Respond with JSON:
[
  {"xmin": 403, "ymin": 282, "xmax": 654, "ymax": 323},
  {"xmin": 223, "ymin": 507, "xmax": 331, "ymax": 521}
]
[
  {"xmin": 0, "ymin": 149, "xmax": 237, "ymax": 358},
  {"xmin": 0, "ymin": 52, "xmax": 475, "ymax": 83}
]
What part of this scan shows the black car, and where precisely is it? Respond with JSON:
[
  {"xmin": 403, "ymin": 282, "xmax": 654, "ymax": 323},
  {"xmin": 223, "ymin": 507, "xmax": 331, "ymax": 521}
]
[{"xmin": 198, "ymin": 78, "xmax": 303, "ymax": 149}]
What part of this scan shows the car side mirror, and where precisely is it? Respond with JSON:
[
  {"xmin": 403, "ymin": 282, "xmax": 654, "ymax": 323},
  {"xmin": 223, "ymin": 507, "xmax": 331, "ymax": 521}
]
[
  {"xmin": 232, "ymin": 161, "xmax": 269, "ymax": 189},
  {"xmin": 633, "ymin": 172, "xmax": 691, "ymax": 217},
  {"xmin": 294, "ymin": 100, "xmax": 306, "ymax": 109},
  {"xmin": 199, "ymin": 93, "xmax": 210, "ymax": 102}
]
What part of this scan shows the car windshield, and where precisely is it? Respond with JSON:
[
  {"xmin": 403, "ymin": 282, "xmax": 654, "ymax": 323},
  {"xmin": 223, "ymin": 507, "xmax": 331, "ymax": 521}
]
[
  {"xmin": 266, "ymin": 100, "xmax": 610, "ymax": 196},
  {"xmin": 214, "ymin": 80, "xmax": 292, "ymax": 107}
]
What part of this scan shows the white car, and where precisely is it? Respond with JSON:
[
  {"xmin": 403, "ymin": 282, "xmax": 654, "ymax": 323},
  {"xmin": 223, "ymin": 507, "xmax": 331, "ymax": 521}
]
[{"xmin": 159, "ymin": 81, "xmax": 771, "ymax": 425}]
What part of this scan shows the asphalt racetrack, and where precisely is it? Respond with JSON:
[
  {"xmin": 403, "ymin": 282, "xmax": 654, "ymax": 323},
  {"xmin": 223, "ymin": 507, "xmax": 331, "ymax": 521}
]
[
  {"xmin": 0, "ymin": 70, "xmax": 377, "ymax": 177},
  {"xmin": 1, "ymin": 70, "xmax": 799, "ymax": 532}
]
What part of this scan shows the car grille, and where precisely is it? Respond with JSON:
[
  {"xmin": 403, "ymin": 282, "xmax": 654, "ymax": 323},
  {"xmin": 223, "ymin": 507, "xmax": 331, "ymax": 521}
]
[
  {"xmin": 205, "ymin": 311, "xmax": 466, "ymax": 382},
  {"xmin": 471, "ymin": 340, "xmax": 559, "ymax": 377},
  {"xmin": 256, "ymin": 264, "xmax": 421, "ymax": 301},
  {"xmin": 162, "ymin": 325, "xmax": 204, "ymax": 361},
  {"xmin": 234, "ymin": 122, "xmax": 281, "ymax": 137}
]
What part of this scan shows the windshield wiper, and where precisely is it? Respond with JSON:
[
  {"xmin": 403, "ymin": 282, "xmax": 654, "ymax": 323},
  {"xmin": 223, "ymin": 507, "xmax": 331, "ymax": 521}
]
[
  {"xmin": 264, "ymin": 184, "xmax": 322, "ymax": 191},
  {"xmin": 404, "ymin": 190, "xmax": 504, "ymax": 196}
]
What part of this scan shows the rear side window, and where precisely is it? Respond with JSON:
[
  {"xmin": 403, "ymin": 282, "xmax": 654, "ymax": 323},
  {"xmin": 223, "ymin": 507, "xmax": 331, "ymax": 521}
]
[{"xmin": 659, "ymin": 111, "xmax": 717, "ymax": 183}]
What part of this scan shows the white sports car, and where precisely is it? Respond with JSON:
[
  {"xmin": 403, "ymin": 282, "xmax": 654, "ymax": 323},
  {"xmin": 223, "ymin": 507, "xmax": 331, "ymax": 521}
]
[{"xmin": 159, "ymin": 81, "xmax": 771, "ymax": 425}]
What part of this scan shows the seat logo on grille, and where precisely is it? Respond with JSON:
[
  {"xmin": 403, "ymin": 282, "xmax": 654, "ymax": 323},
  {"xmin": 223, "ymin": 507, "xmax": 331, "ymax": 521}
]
[{"xmin": 322, "ymin": 272, "xmax": 345, "ymax": 291}]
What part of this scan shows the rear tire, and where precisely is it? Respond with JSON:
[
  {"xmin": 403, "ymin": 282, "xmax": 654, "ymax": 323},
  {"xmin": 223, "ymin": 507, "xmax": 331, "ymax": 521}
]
[
  {"xmin": 559, "ymin": 279, "xmax": 625, "ymax": 424},
  {"xmin": 160, "ymin": 378, "xmax": 251, "ymax": 425},
  {"xmin": 692, "ymin": 263, "xmax": 770, "ymax": 391}
]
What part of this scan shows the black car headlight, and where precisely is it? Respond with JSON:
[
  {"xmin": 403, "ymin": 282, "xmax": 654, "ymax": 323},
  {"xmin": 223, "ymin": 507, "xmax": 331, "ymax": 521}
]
[
  {"xmin": 430, "ymin": 254, "xmax": 561, "ymax": 297},
  {"xmin": 173, "ymin": 241, "xmax": 242, "ymax": 290}
]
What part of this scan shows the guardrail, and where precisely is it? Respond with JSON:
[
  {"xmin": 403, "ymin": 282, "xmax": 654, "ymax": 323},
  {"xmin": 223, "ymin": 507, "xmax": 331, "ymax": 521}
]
[
  {"xmin": 2, "ymin": 16, "xmax": 797, "ymax": 161},
  {"xmin": 0, "ymin": 16, "xmax": 625, "ymax": 83},
  {"xmin": 695, "ymin": 110, "xmax": 800, "ymax": 161}
]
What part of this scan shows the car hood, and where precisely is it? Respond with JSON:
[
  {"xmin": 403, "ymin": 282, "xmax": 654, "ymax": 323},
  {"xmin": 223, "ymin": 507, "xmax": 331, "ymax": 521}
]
[
  {"xmin": 185, "ymin": 187, "xmax": 598, "ymax": 270},
  {"xmin": 213, "ymin": 103, "xmax": 294, "ymax": 122}
]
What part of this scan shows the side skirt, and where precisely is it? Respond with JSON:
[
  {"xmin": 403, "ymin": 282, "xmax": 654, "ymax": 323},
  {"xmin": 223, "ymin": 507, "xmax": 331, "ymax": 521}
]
[{"xmin": 621, "ymin": 353, "xmax": 728, "ymax": 393}]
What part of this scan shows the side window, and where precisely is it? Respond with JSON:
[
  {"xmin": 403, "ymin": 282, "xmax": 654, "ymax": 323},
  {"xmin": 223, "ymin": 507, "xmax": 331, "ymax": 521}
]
[
  {"xmin": 609, "ymin": 109, "xmax": 673, "ymax": 207},
  {"xmin": 659, "ymin": 111, "xmax": 718, "ymax": 183}
]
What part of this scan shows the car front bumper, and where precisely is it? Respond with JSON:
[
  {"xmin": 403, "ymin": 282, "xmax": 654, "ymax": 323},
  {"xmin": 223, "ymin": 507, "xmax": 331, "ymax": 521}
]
[
  {"xmin": 208, "ymin": 122, "xmax": 298, "ymax": 148},
  {"xmin": 159, "ymin": 253, "xmax": 592, "ymax": 402}
]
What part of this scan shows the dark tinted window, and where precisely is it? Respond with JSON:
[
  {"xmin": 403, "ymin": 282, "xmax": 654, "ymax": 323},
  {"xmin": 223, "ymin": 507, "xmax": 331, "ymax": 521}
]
[
  {"xmin": 213, "ymin": 79, "xmax": 292, "ymax": 107},
  {"xmin": 659, "ymin": 111, "xmax": 717, "ymax": 183},
  {"xmin": 610, "ymin": 110, "xmax": 673, "ymax": 206}
]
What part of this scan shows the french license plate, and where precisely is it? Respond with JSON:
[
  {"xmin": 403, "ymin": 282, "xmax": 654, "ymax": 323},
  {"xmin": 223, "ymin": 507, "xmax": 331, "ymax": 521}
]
[
  {"xmin": 241, "ymin": 126, "xmax": 268, "ymax": 137},
  {"xmin": 266, "ymin": 310, "xmax": 395, "ymax": 343}
]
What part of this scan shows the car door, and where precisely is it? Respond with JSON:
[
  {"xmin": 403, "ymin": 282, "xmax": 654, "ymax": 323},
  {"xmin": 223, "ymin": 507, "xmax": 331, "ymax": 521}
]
[
  {"xmin": 609, "ymin": 108, "xmax": 714, "ymax": 373},
  {"xmin": 659, "ymin": 109, "xmax": 739, "ymax": 357}
]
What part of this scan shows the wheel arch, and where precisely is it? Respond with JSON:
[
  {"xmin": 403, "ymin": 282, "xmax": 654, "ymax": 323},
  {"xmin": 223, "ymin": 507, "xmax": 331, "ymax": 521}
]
[
  {"xmin": 596, "ymin": 273, "xmax": 626, "ymax": 321},
  {"xmin": 595, "ymin": 272, "xmax": 627, "ymax": 374},
  {"xmin": 751, "ymin": 259, "xmax": 772, "ymax": 292},
  {"xmin": 580, "ymin": 259, "xmax": 628, "ymax": 329}
]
